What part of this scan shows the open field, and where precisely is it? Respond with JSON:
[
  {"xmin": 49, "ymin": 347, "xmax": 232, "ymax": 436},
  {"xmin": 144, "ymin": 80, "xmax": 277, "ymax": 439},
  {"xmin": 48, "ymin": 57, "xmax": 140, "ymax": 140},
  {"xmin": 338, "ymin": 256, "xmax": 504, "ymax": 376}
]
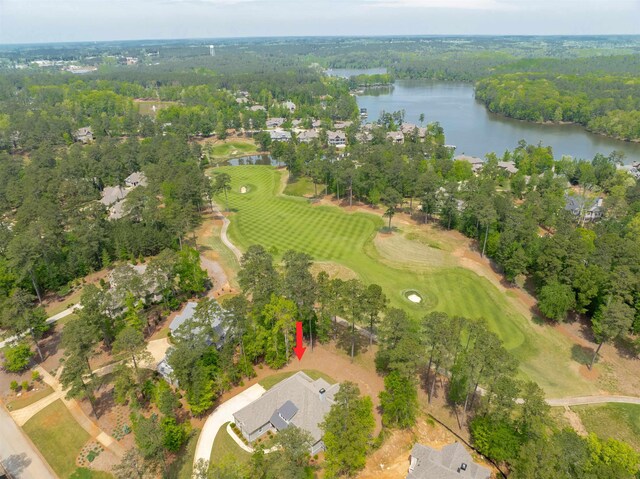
[
  {"xmin": 209, "ymin": 422, "xmax": 251, "ymax": 466},
  {"xmin": 134, "ymin": 99, "xmax": 178, "ymax": 117},
  {"xmin": 214, "ymin": 165, "xmax": 598, "ymax": 397},
  {"xmin": 571, "ymin": 404, "xmax": 640, "ymax": 451},
  {"xmin": 258, "ymin": 369, "xmax": 336, "ymax": 390},
  {"xmin": 23, "ymin": 399, "xmax": 91, "ymax": 478}
]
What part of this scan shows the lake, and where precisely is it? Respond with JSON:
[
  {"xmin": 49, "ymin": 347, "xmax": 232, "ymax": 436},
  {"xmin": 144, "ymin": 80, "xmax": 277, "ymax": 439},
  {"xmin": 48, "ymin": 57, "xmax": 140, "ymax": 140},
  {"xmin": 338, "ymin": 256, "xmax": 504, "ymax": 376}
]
[{"xmin": 355, "ymin": 79, "xmax": 640, "ymax": 164}]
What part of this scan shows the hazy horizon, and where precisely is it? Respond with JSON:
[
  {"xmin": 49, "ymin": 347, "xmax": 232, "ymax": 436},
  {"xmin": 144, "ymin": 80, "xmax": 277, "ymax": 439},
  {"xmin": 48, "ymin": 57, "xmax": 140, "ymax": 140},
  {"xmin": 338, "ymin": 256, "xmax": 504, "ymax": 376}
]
[{"xmin": 1, "ymin": 0, "xmax": 639, "ymax": 45}]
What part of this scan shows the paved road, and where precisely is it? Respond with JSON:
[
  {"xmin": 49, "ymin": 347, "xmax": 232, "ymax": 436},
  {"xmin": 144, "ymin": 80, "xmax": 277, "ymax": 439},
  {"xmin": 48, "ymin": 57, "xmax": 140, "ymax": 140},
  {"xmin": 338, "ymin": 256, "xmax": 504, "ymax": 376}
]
[
  {"xmin": 193, "ymin": 384, "xmax": 266, "ymax": 469},
  {"xmin": 0, "ymin": 405, "xmax": 57, "ymax": 479}
]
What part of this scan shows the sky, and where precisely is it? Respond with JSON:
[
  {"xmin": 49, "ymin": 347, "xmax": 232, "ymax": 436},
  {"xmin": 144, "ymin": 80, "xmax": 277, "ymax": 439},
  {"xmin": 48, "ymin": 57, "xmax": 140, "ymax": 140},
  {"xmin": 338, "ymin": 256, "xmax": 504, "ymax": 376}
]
[{"xmin": 1, "ymin": 0, "xmax": 639, "ymax": 44}]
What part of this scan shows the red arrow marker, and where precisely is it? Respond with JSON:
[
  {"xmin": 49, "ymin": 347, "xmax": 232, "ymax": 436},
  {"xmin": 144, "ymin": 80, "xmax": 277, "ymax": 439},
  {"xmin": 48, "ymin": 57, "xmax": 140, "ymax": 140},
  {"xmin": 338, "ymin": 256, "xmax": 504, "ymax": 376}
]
[{"xmin": 293, "ymin": 321, "xmax": 306, "ymax": 360}]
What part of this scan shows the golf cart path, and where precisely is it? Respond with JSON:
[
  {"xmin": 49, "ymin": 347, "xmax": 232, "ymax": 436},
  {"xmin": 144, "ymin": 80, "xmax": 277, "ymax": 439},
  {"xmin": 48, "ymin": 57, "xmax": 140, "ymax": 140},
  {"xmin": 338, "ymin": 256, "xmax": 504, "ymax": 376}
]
[
  {"xmin": 193, "ymin": 384, "xmax": 266, "ymax": 468},
  {"xmin": 0, "ymin": 304, "xmax": 81, "ymax": 348},
  {"xmin": 546, "ymin": 395, "xmax": 640, "ymax": 407}
]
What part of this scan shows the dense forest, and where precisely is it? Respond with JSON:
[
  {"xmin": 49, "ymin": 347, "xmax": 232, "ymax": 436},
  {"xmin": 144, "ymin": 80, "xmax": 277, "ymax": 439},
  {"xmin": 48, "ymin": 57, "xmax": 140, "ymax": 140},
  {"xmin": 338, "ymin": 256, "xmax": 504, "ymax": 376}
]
[{"xmin": 476, "ymin": 72, "xmax": 640, "ymax": 141}]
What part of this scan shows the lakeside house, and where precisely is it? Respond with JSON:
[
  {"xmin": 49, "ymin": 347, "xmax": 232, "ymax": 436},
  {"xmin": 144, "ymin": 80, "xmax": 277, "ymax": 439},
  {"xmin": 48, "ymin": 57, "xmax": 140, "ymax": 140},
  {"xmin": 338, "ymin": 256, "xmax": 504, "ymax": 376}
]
[
  {"xmin": 407, "ymin": 443, "xmax": 491, "ymax": 479},
  {"xmin": 497, "ymin": 161, "xmax": 519, "ymax": 175},
  {"xmin": 233, "ymin": 371, "xmax": 340, "ymax": 454},
  {"xmin": 454, "ymin": 155, "xmax": 484, "ymax": 173},
  {"xmin": 249, "ymin": 105, "xmax": 266, "ymax": 112},
  {"xmin": 565, "ymin": 195, "xmax": 604, "ymax": 222},
  {"xmin": 327, "ymin": 130, "xmax": 347, "ymax": 147},
  {"xmin": 333, "ymin": 121, "xmax": 353, "ymax": 130},
  {"xmin": 387, "ymin": 131, "xmax": 405, "ymax": 145}
]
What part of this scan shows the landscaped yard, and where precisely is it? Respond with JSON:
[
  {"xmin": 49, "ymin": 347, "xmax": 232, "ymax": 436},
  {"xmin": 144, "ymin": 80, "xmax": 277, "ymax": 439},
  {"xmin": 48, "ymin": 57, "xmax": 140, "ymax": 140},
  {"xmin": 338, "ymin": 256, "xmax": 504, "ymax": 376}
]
[
  {"xmin": 5, "ymin": 384, "xmax": 54, "ymax": 411},
  {"xmin": 209, "ymin": 422, "xmax": 251, "ymax": 466},
  {"xmin": 214, "ymin": 165, "xmax": 597, "ymax": 397},
  {"xmin": 259, "ymin": 369, "xmax": 336, "ymax": 390},
  {"xmin": 23, "ymin": 399, "xmax": 91, "ymax": 478},
  {"xmin": 572, "ymin": 404, "xmax": 640, "ymax": 451}
]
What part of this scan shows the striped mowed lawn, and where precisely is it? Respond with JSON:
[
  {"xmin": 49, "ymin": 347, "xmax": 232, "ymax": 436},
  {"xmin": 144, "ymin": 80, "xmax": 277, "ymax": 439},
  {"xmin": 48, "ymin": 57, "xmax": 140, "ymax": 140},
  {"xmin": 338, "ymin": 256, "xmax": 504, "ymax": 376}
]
[{"xmin": 214, "ymin": 166, "xmax": 596, "ymax": 397}]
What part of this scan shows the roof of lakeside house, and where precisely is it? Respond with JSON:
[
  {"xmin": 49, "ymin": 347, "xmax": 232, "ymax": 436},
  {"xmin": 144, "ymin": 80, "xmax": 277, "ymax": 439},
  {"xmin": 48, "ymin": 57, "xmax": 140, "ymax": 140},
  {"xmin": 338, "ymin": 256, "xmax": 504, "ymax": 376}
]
[
  {"xmin": 497, "ymin": 161, "xmax": 518, "ymax": 174},
  {"xmin": 298, "ymin": 129, "xmax": 320, "ymax": 141},
  {"xmin": 125, "ymin": 171, "xmax": 147, "ymax": 187},
  {"xmin": 233, "ymin": 371, "xmax": 340, "ymax": 442},
  {"xmin": 169, "ymin": 300, "xmax": 227, "ymax": 342},
  {"xmin": 564, "ymin": 195, "xmax": 603, "ymax": 213},
  {"xmin": 327, "ymin": 130, "xmax": 346, "ymax": 140},
  {"xmin": 408, "ymin": 443, "xmax": 491, "ymax": 479}
]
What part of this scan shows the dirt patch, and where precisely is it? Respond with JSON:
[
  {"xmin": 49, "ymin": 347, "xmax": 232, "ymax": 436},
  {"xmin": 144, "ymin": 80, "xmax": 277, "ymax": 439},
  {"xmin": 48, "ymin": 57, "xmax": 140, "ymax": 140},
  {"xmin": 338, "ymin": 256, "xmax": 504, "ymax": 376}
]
[
  {"xmin": 563, "ymin": 406, "xmax": 588, "ymax": 436},
  {"xmin": 310, "ymin": 261, "xmax": 359, "ymax": 281}
]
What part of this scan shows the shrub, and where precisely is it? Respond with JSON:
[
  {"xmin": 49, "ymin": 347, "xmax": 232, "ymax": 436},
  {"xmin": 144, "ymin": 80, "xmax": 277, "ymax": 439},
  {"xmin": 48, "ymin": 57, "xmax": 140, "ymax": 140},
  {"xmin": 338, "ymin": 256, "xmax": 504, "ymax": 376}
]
[
  {"xmin": 10, "ymin": 380, "xmax": 19, "ymax": 391},
  {"xmin": 31, "ymin": 370, "xmax": 41, "ymax": 382},
  {"xmin": 3, "ymin": 343, "xmax": 33, "ymax": 372},
  {"xmin": 21, "ymin": 381, "xmax": 29, "ymax": 392}
]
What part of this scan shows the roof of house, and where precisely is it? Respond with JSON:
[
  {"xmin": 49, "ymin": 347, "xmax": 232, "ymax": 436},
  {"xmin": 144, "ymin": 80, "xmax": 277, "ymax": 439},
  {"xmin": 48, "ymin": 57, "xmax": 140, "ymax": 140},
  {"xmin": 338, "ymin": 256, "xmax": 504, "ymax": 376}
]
[
  {"xmin": 327, "ymin": 130, "xmax": 346, "ymax": 140},
  {"xmin": 564, "ymin": 195, "xmax": 603, "ymax": 214},
  {"xmin": 334, "ymin": 121, "xmax": 353, "ymax": 130},
  {"xmin": 249, "ymin": 105, "xmax": 266, "ymax": 111},
  {"xmin": 266, "ymin": 117, "xmax": 285, "ymax": 127},
  {"xmin": 401, "ymin": 123, "xmax": 418, "ymax": 134},
  {"xmin": 269, "ymin": 130, "xmax": 292, "ymax": 141},
  {"xmin": 233, "ymin": 371, "xmax": 340, "ymax": 442},
  {"xmin": 74, "ymin": 126, "xmax": 93, "ymax": 137},
  {"xmin": 454, "ymin": 155, "xmax": 484, "ymax": 165},
  {"xmin": 298, "ymin": 129, "xmax": 319, "ymax": 141},
  {"xmin": 387, "ymin": 131, "xmax": 404, "ymax": 140},
  {"xmin": 407, "ymin": 443, "xmax": 491, "ymax": 479},
  {"xmin": 497, "ymin": 161, "xmax": 519, "ymax": 174},
  {"xmin": 125, "ymin": 171, "xmax": 147, "ymax": 186},
  {"xmin": 170, "ymin": 300, "xmax": 226, "ymax": 340},
  {"xmin": 100, "ymin": 186, "xmax": 128, "ymax": 206}
]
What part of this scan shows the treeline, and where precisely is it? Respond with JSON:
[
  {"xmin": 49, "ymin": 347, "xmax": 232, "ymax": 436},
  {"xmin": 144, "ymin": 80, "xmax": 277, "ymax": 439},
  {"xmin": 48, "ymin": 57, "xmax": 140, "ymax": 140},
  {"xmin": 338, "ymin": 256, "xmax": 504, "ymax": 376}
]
[
  {"xmin": 348, "ymin": 73, "xmax": 394, "ymax": 88},
  {"xmin": 476, "ymin": 73, "xmax": 640, "ymax": 140}
]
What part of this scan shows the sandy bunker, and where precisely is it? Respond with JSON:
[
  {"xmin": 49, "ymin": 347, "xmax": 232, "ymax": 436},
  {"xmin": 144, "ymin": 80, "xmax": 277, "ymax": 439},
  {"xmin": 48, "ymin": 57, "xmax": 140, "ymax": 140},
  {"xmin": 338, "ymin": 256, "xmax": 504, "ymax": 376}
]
[
  {"xmin": 240, "ymin": 186, "xmax": 247, "ymax": 194},
  {"xmin": 404, "ymin": 290, "xmax": 423, "ymax": 303}
]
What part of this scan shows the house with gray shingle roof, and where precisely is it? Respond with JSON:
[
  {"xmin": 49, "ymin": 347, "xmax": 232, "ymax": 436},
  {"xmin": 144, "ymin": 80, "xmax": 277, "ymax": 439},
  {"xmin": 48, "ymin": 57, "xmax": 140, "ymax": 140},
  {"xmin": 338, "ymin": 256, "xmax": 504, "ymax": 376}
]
[
  {"xmin": 233, "ymin": 371, "xmax": 340, "ymax": 454},
  {"xmin": 169, "ymin": 299, "xmax": 227, "ymax": 348},
  {"xmin": 564, "ymin": 195, "xmax": 604, "ymax": 222},
  {"xmin": 407, "ymin": 443, "xmax": 491, "ymax": 479}
]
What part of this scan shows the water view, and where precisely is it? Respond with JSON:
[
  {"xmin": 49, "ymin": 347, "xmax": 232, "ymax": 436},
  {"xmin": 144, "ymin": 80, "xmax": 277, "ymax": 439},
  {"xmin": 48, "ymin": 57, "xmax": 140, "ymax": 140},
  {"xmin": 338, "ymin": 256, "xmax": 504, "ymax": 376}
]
[{"xmin": 356, "ymin": 79, "xmax": 640, "ymax": 164}]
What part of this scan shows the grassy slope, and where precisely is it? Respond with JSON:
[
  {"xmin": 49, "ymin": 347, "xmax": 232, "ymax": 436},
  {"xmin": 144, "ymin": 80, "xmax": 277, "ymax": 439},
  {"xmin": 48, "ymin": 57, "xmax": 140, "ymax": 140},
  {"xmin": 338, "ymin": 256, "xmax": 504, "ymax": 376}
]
[
  {"xmin": 572, "ymin": 404, "xmax": 640, "ymax": 451},
  {"xmin": 167, "ymin": 429, "xmax": 201, "ymax": 479},
  {"xmin": 23, "ymin": 399, "xmax": 91, "ymax": 478},
  {"xmin": 215, "ymin": 165, "xmax": 595, "ymax": 396},
  {"xmin": 283, "ymin": 176, "xmax": 322, "ymax": 197}
]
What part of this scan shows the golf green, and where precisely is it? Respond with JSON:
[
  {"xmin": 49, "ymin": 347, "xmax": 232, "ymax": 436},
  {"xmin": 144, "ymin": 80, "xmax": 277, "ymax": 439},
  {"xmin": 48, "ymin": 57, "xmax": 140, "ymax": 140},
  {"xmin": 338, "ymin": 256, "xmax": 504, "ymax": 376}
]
[{"xmin": 213, "ymin": 165, "xmax": 596, "ymax": 396}]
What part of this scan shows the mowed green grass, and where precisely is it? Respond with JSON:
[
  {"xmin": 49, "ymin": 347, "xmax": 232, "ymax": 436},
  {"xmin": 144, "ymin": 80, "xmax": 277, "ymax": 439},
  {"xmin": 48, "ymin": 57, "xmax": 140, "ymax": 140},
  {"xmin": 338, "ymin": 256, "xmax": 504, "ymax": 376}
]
[
  {"xmin": 572, "ymin": 404, "xmax": 640, "ymax": 451},
  {"xmin": 215, "ymin": 166, "xmax": 596, "ymax": 396},
  {"xmin": 209, "ymin": 141, "xmax": 259, "ymax": 160},
  {"xmin": 23, "ymin": 399, "xmax": 91, "ymax": 478},
  {"xmin": 209, "ymin": 422, "xmax": 251, "ymax": 466}
]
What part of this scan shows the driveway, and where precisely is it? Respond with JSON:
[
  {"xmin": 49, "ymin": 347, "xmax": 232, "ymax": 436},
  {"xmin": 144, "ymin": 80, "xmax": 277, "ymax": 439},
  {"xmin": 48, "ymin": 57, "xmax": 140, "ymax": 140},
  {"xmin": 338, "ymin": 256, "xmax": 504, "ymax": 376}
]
[
  {"xmin": 193, "ymin": 384, "xmax": 266, "ymax": 468},
  {"xmin": 0, "ymin": 405, "xmax": 57, "ymax": 479},
  {"xmin": 0, "ymin": 304, "xmax": 81, "ymax": 349}
]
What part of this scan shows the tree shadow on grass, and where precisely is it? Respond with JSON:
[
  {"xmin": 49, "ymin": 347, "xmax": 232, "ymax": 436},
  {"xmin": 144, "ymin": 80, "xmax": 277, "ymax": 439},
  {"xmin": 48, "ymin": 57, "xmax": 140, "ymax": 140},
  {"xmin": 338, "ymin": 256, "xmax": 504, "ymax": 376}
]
[
  {"xmin": 572, "ymin": 344, "xmax": 596, "ymax": 367},
  {"xmin": 334, "ymin": 324, "xmax": 369, "ymax": 358}
]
